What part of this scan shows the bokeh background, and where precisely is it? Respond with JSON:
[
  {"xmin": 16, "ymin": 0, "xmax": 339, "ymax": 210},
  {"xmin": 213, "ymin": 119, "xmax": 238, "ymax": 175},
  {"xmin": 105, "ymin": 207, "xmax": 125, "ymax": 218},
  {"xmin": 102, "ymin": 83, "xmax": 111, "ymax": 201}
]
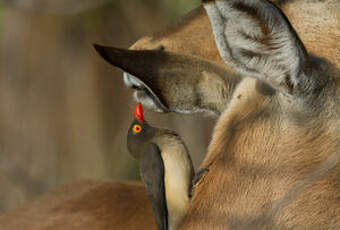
[{"xmin": 0, "ymin": 0, "xmax": 217, "ymax": 214}]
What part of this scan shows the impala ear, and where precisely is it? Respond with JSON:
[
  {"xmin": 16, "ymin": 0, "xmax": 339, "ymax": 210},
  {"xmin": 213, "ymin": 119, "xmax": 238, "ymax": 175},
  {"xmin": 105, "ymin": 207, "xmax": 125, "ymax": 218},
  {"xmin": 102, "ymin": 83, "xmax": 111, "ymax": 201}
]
[
  {"xmin": 94, "ymin": 44, "xmax": 240, "ymax": 115},
  {"xmin": 203, "ymin": 0, "xmax": 322, "ymax": 97},
  {"xmin": 94, "ymin": 44, "xmax": 170, "ymax": 112}
]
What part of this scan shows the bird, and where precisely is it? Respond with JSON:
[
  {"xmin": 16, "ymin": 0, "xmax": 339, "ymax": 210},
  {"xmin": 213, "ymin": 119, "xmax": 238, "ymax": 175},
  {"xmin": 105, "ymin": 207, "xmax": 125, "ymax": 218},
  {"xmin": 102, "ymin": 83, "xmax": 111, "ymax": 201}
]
[{"xmin": 127, "ymin": 103, "xmax": 195, "ymax": 230}]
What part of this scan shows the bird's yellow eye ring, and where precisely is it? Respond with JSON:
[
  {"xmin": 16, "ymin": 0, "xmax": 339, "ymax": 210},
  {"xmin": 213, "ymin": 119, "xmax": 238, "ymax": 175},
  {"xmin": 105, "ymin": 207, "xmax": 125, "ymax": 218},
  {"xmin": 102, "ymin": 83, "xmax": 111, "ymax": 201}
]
[{"xmin": 133, "ymin": 124, "xmax": 142, "ymax": 134}]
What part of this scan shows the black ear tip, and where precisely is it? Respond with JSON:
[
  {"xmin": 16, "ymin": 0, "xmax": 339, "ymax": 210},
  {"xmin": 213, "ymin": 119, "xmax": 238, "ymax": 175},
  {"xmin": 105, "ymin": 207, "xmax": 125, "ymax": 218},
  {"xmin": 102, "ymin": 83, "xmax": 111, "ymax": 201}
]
[
  {"xmin": 93, "ymin": 43, "xmax": 113, "ymax": 64},
  {"xmin": 93, "ymin": 43, "xmax": 102, "ymax": 51},
  {"xmin": 93, "ymin": 44, "xmax": 106, "ymax": 57}
]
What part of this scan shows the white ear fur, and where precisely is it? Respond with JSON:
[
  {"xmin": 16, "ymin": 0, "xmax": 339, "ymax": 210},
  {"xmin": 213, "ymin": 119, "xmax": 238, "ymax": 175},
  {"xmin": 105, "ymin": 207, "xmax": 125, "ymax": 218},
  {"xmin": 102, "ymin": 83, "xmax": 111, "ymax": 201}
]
[{"xmin": 203, "ymin": 0, "xmax": 313, "ymax": 96}]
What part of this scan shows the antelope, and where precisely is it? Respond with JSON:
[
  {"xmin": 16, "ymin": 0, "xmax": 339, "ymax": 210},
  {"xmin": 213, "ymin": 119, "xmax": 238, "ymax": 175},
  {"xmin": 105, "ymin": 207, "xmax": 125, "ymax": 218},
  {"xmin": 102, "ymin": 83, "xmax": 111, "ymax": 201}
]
[
  {"xmin": 0, "ymin": 0, "xmax": 339, "ymax": 229},
  {"xmin": 96, "ymin": 0, "xmax": 340, "ymax": 229},
  {"xmin": 0, "ymin": 180, "xmax": 157, "ymax": 230}
]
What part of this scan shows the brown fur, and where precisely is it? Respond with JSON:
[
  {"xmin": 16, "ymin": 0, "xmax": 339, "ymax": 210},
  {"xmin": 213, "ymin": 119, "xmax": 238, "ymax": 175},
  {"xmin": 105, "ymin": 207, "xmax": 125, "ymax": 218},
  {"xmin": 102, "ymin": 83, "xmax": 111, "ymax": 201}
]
[
  {"xmin": 131, "ymin": 1, "xmax": 340, "ymax": 69},
  {"xmin": 130, "ymin": 6, "xmax": 225, "ymax": 66},
  {"xmin": 181, "ymin": 77, "xmax": 340, "ymax": 229},
  {"xmin": 0, "ymin": 180, "xmax": 157, "ymax": 230},
  {"xmin": 1, "ymin": 1, "xmax": 339, "ymax": 229}
]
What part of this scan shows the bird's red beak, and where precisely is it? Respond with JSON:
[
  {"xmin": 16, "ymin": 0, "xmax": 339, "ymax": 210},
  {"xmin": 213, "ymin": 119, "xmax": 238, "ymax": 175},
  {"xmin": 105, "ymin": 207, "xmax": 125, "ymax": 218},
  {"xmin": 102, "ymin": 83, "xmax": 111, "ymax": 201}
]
[{"xmin": 134, "ymin": 103, "xmax": 144, "ymax": 123}]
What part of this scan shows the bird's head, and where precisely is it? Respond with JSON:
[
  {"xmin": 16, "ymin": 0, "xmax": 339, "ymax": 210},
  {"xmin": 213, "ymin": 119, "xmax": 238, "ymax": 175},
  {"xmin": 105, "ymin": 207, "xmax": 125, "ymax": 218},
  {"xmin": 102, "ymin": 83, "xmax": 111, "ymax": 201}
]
[{"xmin": 127, "ymin": 103, "xmax": 157, "ymax": 159}]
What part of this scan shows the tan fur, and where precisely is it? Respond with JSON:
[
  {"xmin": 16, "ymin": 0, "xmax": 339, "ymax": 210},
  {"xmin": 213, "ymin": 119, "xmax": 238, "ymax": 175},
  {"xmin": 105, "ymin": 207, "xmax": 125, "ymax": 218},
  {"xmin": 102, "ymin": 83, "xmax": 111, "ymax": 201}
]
[
  {"xmin": 181, "ymin": 77, "xmax": 340, "ymax": 229},
  {"xmin": 130, "ymin": 7, "xmax": 225, "ymax": 66},
  {"xmin": 131, "ymin": 1, "xmax": 339, "ymax": 68},
  {"xmin": 0, "ymin": 180, "xmax": 157, "ymax": 230},
  {"xmin": 281, "ymin": 0, "xmax": 340, "ymax": 68},
  {"xmin": 1, "ymin": 1, "xmax": 339, "ymax": 229}
]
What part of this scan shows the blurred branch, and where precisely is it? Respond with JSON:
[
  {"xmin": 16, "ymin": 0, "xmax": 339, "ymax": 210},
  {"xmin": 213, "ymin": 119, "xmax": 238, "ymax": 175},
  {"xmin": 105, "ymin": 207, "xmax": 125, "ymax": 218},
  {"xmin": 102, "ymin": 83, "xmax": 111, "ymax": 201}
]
[{"xmin": 0, "ymin": 0, "xmax": 112, "ymax": 14}]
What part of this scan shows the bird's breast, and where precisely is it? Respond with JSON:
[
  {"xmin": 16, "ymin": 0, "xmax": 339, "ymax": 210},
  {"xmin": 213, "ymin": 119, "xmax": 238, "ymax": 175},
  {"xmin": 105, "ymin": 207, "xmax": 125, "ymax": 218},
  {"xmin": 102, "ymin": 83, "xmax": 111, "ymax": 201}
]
[{"xmin": 157, "ymin": 139, "xmax": 192, "ymax": 230}]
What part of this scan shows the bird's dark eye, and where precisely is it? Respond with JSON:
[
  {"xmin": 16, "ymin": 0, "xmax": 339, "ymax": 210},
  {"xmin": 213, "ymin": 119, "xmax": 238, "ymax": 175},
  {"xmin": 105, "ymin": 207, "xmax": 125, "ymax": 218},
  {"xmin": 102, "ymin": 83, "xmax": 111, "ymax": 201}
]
[{"xmin": 132, "ymin": 124, "xmax": 142, "ymax": 134}]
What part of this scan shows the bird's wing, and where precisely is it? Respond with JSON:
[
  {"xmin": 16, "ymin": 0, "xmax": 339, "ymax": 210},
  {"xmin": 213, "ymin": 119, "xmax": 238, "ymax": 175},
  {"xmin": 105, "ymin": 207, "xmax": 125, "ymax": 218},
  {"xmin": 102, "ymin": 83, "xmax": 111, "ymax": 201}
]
[{"xmin": 140, "ymin": 143, "xmax": 168, "ymax": 230}]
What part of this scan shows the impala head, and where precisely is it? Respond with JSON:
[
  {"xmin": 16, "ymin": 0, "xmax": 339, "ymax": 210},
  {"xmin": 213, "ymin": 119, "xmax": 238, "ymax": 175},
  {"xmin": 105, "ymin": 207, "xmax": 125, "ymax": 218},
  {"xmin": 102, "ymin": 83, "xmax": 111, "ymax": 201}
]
[
  {"xmin": 94, "ymin": 0, "xmax": 339, "ymax": 118},
  {"xmin": 0, "ymin": 1, "xmax": 339, "ymax": 230},
  {"xmin": 182, "ymin": 1, "xmax": 338, "ymax": 228},
  {"xmin": 93, "ymin": 5, "xmax": 240, "ymax": 116}
]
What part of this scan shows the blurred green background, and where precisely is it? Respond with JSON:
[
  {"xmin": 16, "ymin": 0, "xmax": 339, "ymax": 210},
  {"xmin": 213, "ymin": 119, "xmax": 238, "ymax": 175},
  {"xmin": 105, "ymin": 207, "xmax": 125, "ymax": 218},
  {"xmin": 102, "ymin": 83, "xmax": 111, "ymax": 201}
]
[{"xmin": 0, "ymin": 0, "xmax": 216, "ymax": 213}]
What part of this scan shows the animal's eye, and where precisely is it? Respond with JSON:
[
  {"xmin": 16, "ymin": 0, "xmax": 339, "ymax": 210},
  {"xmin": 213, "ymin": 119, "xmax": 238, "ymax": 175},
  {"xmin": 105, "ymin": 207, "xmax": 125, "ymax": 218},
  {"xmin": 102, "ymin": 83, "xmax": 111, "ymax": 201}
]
[{"xmin": 133, "ymin": 124, "xmax": 142, "ymax": 134}]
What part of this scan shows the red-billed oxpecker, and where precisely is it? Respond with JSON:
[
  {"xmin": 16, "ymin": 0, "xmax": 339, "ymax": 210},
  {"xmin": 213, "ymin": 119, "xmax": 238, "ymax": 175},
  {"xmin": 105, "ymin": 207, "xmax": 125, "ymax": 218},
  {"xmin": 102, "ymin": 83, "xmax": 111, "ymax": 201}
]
[{"xmin": 127, "ymin": 103, "xmax": 194, "ymax": 230}]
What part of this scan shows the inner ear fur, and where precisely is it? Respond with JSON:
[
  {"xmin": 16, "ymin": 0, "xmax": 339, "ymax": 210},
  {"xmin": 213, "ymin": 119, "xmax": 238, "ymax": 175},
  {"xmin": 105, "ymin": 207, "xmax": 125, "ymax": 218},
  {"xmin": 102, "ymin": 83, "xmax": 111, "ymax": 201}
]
[{"xmin": 203, "ymin": 0, "xmax": 327, "ymax": 98}]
